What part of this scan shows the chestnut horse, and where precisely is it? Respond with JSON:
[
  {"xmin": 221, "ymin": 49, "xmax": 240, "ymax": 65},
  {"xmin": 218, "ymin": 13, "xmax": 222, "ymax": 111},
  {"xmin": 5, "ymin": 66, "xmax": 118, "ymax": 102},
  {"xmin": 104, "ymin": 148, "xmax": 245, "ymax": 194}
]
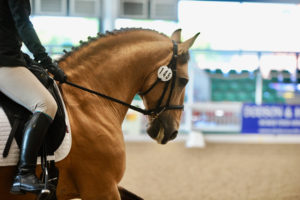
[{"xmin": 0, "ymin": 28, "xmax": 199, "ymax": 200}]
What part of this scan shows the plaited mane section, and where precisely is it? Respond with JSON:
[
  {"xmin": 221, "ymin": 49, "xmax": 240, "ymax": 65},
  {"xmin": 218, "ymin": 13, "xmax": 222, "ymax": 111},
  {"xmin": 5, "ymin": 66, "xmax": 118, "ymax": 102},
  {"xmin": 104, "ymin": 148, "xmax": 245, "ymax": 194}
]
[{"xmin": 58, "ymin": 28, "xmax": 168, "ymax": 62}]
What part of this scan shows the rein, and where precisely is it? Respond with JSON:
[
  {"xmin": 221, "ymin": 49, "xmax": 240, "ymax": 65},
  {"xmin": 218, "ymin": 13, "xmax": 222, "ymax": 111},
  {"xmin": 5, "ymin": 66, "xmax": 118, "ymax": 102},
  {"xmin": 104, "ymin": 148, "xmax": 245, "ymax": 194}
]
[
  {"xmin": 65, "ymin": 80, "xmax": 151, "ymax": 115},
  {"xmin": 64, "ymin": 40, "xmax": 184, "ymax": 118}
]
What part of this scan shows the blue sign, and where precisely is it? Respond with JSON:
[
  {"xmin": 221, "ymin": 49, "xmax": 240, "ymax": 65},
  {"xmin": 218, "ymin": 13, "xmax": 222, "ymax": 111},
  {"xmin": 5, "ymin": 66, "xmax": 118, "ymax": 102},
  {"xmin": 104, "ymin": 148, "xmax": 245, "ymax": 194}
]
[{"xmin": 241, "ymin": 103, "xmax": 300, "ymax": 134}]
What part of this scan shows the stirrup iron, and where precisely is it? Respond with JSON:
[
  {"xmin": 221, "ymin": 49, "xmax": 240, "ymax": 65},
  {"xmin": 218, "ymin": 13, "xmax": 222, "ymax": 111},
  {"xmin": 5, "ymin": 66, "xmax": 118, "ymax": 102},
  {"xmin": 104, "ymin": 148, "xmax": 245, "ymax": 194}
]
[{"xmin": 36, "ymin": 145, "xmax": 52, "ymax": 200}]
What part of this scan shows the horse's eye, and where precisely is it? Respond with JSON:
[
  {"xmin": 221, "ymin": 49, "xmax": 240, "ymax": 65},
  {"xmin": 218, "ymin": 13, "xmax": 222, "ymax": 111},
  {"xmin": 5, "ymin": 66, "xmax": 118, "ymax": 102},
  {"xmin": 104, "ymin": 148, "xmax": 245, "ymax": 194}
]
[{"xmin": 178, "ymin": 78, "xmax": 189, "ymax": 87}]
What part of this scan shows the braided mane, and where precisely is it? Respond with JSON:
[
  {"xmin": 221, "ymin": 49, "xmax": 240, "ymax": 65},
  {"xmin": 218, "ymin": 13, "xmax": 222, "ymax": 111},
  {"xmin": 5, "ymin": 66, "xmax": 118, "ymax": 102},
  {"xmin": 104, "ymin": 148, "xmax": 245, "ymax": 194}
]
[{"xmin": 58, "ymin": 28, "xmax": 168, "ymax": 62}]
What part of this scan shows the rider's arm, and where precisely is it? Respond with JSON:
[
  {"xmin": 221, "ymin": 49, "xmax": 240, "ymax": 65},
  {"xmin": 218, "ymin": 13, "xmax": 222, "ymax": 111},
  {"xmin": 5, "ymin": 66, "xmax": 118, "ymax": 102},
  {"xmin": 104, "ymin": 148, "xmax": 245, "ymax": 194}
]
[
  {"xmin": 8, "ymin": 0, "xmax": 67, "ymax": 82},
  {"xmin": 8, "ymin": 0, "xmax": 47, "ymax": 60}
]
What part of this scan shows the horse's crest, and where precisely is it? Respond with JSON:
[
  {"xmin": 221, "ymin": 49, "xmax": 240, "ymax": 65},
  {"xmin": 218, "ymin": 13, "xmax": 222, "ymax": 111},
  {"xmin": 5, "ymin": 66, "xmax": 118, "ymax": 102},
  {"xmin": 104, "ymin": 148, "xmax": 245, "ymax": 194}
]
[{"xmin": 59, "ymin": 28, "xmax": 169, "ymax": 62}]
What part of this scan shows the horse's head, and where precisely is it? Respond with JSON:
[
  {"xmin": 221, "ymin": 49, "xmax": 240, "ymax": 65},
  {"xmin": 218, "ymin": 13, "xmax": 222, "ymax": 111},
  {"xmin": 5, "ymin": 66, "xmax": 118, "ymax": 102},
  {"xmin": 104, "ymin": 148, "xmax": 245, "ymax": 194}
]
[{"xmin": 140, "ymin": 29, "xmax": 199, "ymax": 144}]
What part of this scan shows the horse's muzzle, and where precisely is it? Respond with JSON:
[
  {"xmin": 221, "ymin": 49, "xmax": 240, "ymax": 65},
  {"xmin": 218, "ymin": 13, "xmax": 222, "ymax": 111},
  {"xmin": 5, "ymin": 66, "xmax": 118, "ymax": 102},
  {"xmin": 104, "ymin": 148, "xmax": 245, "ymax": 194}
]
[{"xmin": 161, "ymin": 130, "xmax": 178, "ymax": 144}]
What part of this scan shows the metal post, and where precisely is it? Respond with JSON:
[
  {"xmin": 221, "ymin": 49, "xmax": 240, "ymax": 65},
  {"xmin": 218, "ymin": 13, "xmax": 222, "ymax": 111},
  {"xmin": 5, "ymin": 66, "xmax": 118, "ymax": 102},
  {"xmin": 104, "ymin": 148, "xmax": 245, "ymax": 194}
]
[
  {"xmin": 255, "ymin": 52, "xmax": 262, "ymax": 105},
  {"xmin": 185, "ymin": 52, "xmax": 205, "ymax": 148},
  {"xmin": 100, "ymin": 0, "xmax": 118, "ymax": 33}
]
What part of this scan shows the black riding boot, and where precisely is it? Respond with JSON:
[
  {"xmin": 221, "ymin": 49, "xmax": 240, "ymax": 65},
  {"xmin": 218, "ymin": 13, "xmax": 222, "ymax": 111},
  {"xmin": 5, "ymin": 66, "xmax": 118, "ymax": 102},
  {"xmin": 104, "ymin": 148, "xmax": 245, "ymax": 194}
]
[{"xmin": 10, "ymin": 112, "xmax": 52, "ymax": 194}]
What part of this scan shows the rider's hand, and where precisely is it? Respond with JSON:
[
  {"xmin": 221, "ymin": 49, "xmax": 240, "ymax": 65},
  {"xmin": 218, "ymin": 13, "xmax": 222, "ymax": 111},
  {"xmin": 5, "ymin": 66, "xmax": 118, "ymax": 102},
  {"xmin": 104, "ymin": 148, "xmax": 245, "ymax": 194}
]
[
  {"xmin": 38, "ymin": 56, "xmax": 67, "ymax": 83},
  {"xmin": 46, "ymin": 62, "xmax": 67, "ymax": 83}
]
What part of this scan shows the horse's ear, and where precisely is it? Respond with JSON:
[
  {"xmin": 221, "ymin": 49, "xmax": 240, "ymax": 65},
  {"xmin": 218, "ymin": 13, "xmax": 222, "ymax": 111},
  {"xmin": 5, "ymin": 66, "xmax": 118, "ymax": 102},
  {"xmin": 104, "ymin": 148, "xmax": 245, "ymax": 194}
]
[
  {"xmin": 178, "ymin": 32, "xmax": 200, "ymax": 55},
  {"xmin": 171, "ymin": 29, "xmax": 182, "ymax": 43}
]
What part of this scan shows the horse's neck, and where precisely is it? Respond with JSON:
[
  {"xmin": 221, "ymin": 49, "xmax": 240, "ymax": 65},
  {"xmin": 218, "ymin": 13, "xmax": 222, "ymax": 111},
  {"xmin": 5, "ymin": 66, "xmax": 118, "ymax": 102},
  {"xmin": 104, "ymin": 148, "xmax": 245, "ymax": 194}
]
[
  {"xmin": 60, "ymin": 34, "xmax": 172, "ymax": 124},
  {"xmin": 61, "ymin": 64, "xmax": 138, "ymax": 126}
]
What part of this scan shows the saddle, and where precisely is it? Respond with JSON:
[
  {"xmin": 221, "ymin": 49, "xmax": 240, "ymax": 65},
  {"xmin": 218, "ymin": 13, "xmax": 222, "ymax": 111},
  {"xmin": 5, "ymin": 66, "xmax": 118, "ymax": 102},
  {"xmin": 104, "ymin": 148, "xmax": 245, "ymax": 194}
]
[{"xmin": 0, "ymin": 57, "xmax": 67, "ymax": 158}]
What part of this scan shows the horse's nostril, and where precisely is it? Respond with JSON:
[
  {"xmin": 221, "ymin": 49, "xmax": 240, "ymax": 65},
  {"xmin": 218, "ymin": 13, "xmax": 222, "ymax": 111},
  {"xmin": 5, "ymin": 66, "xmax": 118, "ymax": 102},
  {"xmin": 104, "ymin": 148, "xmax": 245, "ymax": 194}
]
[{"xmin": 170, "ymin": 131, "xmax": 178, "ymax": 140}]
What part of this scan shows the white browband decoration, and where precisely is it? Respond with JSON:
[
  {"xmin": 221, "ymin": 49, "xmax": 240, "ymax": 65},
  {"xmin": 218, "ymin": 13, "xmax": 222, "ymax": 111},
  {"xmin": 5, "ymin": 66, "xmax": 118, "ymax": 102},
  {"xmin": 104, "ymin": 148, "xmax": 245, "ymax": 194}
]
[{"xmin": 158, "ymin": 66, "xmax": 172, "ymax": 82}]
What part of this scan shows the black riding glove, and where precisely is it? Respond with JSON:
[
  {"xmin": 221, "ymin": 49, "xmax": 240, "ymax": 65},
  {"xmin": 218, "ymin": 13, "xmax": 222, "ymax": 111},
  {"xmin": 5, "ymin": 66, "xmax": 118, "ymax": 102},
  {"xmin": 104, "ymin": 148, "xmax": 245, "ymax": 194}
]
[{"xmin": 36, "ymin": 55, "xmax": 67, "ymax": 83}]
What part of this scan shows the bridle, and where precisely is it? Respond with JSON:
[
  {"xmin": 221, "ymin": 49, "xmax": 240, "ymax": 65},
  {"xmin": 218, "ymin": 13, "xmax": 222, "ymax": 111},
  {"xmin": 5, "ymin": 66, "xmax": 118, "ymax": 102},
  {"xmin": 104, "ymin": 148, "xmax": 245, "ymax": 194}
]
[
  {"xmin": 65, "ymin": 40, "xmax": 184, "ymax": 119},
  {"xmin": 138, "ymin": 40, "xmax": 184, "ymax": 118}
]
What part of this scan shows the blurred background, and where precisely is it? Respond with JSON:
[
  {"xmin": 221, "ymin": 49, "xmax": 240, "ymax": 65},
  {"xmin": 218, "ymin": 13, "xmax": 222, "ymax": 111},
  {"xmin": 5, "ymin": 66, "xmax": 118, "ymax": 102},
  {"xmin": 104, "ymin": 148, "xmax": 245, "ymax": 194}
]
[{"xmin": 25, "ymin": 0, "xmax": 300, "ymax": 199}]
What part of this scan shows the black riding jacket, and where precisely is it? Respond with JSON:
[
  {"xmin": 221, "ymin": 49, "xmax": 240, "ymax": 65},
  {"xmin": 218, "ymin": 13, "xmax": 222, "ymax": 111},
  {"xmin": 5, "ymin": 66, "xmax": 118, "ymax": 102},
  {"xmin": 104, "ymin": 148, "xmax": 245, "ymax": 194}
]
[{"xmin": 0, "ymin": 0, "xmax": 47, "ymax": 67}]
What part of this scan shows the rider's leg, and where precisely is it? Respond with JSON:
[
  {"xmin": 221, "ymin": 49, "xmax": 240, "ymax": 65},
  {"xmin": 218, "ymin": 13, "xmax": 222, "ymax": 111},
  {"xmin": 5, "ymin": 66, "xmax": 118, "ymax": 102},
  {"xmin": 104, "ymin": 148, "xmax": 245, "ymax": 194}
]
[
  {"xmin": 0, "ymin": 66, "xmax": 57, "ymax": 194},
  {"xmin": 11, "ymin": 112, "xmax": 53, "ymax": 194},
  {"xmin": 0, "ymin": 66, "xmax": 57, "ymax": 118}
]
